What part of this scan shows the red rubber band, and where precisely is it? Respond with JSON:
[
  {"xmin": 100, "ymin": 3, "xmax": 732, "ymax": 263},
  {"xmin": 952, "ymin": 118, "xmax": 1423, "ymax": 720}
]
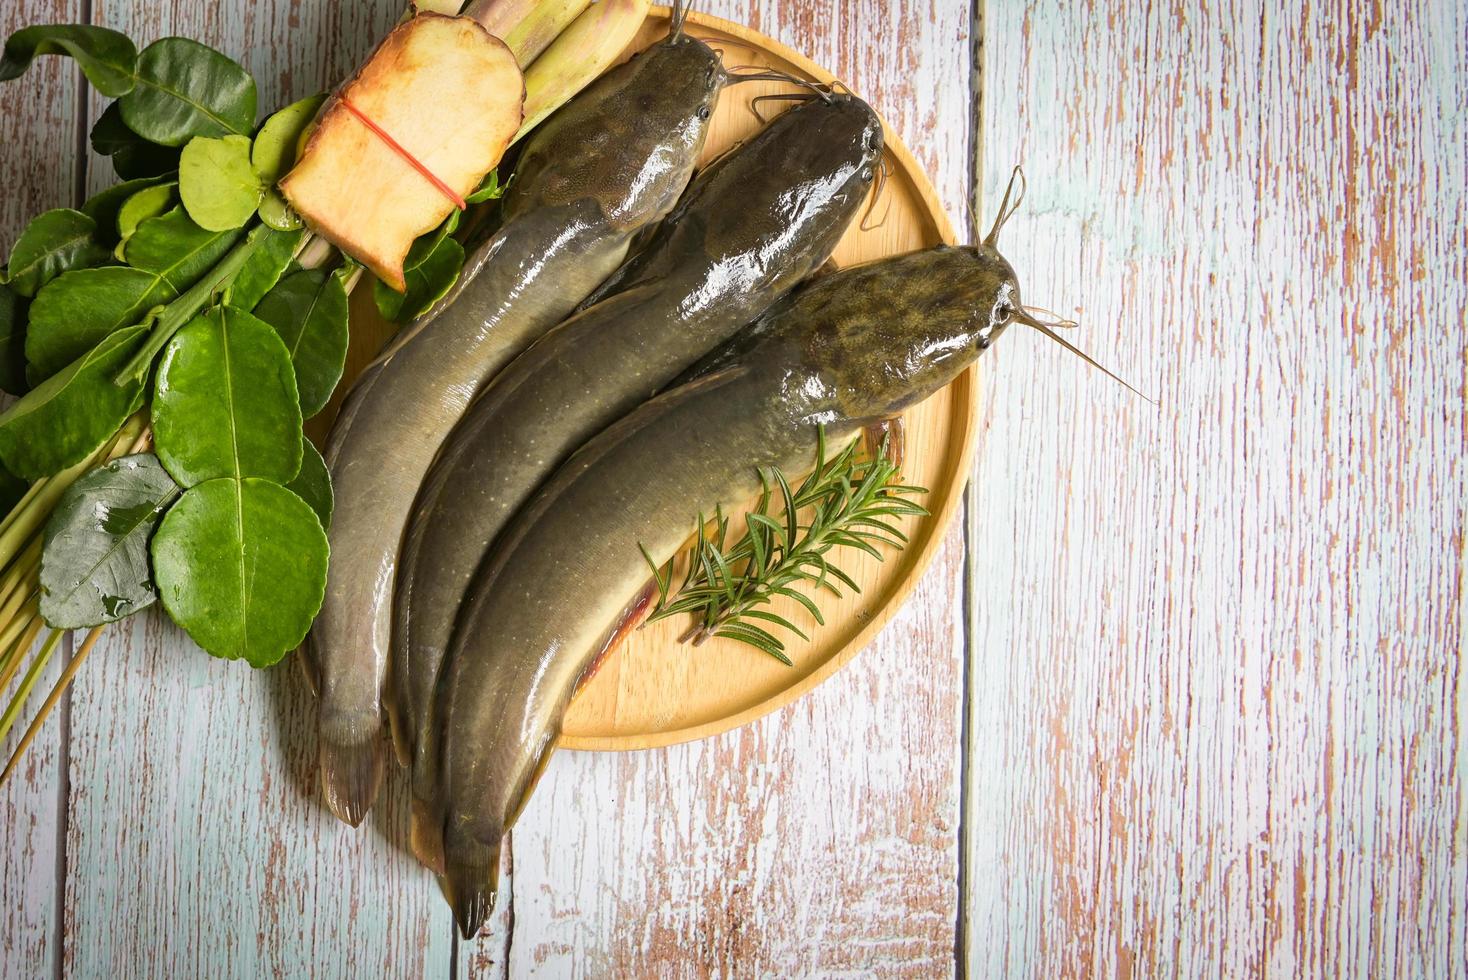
[{"xmin": 339, "ymin": 98, "xmax": 468, "ymax": 211}]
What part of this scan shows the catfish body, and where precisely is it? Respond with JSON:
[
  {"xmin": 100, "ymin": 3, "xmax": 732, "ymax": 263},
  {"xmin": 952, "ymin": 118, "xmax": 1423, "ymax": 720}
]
[
  {"xmin": 309, "ymin": 34, "xmax": 725, "ymax": 827},
  {"xmin": 432, "ymin": 244, "xmax": 1026, "ymax": 937},
  {"xmin": 390, "ymin": 94, "xmax": 884, "ymax": 785}
]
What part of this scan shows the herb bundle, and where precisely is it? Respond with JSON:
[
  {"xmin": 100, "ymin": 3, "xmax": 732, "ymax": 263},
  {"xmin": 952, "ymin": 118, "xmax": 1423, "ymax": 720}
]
[
  {"xmin": 0, "ymin": 21, "xmax": 499, "ymax": 766},
  {"xmin": 643, "ymin": 429, "xmax": 929, "ymax": 665}
]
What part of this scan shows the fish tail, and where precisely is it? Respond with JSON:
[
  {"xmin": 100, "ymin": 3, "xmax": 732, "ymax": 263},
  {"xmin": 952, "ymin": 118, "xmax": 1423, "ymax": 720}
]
[
  {"xmin": 441, "ymin": 827, "xmax": 503, "ymax": 940},
  {"xmin": 410, "ymin": 792, "xmax": 447, "ymax": 874},
  {"xmin": 317, "ymin": 732, "xmax": 385, "ymax": 827}
]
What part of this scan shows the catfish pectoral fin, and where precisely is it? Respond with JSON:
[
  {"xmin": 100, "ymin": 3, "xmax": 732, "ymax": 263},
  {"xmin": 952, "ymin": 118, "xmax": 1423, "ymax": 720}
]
[
  {"xmin": 863, "ymin": 416, "xmax": 906, "ymax": 469},
  {"xmin": 318, "ymin": 732, "xmax": 386, "ymax": 828},
  {"xmin": 442, "ymin": 828, "xmax": 503, "ymax": 939},
  {"xmin": 410, "ymin": 795, "xmax": 446, "ymax": 875}
]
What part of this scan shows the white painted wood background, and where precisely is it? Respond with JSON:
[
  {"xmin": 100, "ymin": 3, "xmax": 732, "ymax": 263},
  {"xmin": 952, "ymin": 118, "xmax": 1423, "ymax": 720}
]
[{"xmin": 1, "ymin": 0, "xmax": 1463, "ymax": 976}]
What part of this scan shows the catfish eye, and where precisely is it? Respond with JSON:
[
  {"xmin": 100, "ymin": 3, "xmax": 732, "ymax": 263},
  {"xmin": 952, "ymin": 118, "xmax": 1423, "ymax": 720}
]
[
  {"xmin": 860, "ymin": 167, "xmax": 874, "ymax": 182},
  {"xmin": 698, "ymin": 105, "xmax": 712, "ymax": 120}
]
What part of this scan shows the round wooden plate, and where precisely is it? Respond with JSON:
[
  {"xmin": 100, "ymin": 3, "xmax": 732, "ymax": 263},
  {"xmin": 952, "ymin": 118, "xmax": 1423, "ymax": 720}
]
[{"xmin": 329, "ymin": 9, "xmax": 976, "ymax": 753}]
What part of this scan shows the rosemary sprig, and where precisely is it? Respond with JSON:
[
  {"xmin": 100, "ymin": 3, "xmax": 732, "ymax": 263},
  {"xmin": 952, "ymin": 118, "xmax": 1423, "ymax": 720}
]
[{"xmin": 641, "ymin": 426, "xmax": 929, "ymax": 665}]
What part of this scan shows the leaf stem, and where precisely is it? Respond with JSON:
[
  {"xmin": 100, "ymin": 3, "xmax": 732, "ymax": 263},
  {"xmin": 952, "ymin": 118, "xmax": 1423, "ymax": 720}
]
[{"xmin": 112, "ymin": 225, "xmax": 274, "ymax": 386}]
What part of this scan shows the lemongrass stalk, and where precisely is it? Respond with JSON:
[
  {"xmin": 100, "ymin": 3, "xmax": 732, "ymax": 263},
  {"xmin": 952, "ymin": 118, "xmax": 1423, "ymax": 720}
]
[
  {"xmin": 0, "ymin": 597, "xmax": 39, "ymax": 660},
  {"xmin": 0, "ymin": 414, "xmax": 144, "ymax": 570},
  {"xmin": 501, "ymin": 0, "xmax": 591, "ymax": 64},
  {"xmin": 0, "ymin": 629, "xmax": 62, "ymax": 743},
  {"xmin": 0, "ymin": 538, "xmax": 40, "ymax": 612},
  {"xmin": 462, "ymin": 0, "xmax": 539, "ymax": 38},
  {"xmin": 0, "ymin": 617, "xmax": 42, "ymax": 695},
  {"xmin": 0, "ymin": 576, "xmax": 36, "ymax": 631},
  {"xmin": 0, "ymin": 625, "xmax": 103, "ymax": 785},
  {"xmin": 0, "ymin": 476, "xmax": 44, "ymax": 541},
  {"xmin": 515, "ymin": 0, "xmax": 651, "ymax": 143}
]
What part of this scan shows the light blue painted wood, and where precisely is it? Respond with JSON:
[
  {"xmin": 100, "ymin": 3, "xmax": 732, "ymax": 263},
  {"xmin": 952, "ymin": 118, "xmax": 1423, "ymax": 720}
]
[
  {"xmin": 0, "ymin": 1, "xmax": 87, "ymax": 976},
  {"xmin": 966, "ymin": 0, "xmax": 1468, "ymax": 974}
]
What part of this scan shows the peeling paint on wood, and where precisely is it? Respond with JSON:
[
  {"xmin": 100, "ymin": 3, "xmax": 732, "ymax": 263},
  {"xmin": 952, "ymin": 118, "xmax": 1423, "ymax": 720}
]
[
  {"xmin": 0, "ymin": 2, "xmax": 85, "ymax": 977},
  {"xmin": 5, "ymin": 0, "xmax": 1464, "ymax": 975},
  {"xmin": 966, "ymin": 0, "xmax": 1467, "ymax": 975}
]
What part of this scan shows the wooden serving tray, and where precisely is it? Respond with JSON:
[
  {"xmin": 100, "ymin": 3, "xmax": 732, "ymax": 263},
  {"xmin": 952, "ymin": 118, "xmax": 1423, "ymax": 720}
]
[{"xmin": 328, "ymin": 8, "xmax": 974, "ymax": 752}]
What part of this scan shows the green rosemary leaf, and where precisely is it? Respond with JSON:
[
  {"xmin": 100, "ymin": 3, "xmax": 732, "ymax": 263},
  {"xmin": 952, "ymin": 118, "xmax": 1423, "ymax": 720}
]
[
  {"xmin": 641, "ymin": 424, "xmax": 925, "ymax": 664},
  {"xmin": 772, "ymin": 585, "xmax": 825, "ymax": 625},
  {"xmin": 740, "ymin": 608, "xmax": 809, "ymax": 642}
]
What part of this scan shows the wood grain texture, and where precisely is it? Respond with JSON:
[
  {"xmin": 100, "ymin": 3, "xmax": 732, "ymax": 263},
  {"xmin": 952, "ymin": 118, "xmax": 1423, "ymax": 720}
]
[
  {"xmin": 478, "ymin": 0, "xmax": 973, "ymax": 973},
  {"xmin": 0, "ymin": 2, "xmax": 85, "ymax": 977},
  {"xmin": 965, "ymin": 0, "xmax": 1468, "ymax": 976}
]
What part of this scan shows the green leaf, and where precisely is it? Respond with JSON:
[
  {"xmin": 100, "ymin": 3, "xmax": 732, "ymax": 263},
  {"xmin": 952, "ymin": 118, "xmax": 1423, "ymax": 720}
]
[
  {"xmin": 25, "ymin": 267, "xmax": 164, "ymax": 379},
  {"xmin": 113, "ymin": 182, "xmax": 178, "ymax": 254},
  {"xmin": 121, "ymin": 206, "xmax": 242, "ymax": 290},
  {"xmin": 374, "ymin": 233, "xmax": 464, "ymax": 324},
  {"xmin": 465, "ymin": 169, "xmax": 503, "ymax": 204},
  {"xmin": 252, "ymin": 93, "xmax": 324, "ymax": 184},
  {"xmin": 179, "ymin": 134, "xmax": 265, "ymax": 231},
  {"xmin": 0, "ymin": 24, "xmax": 137, "ymax": 97},
  {"xmin": 0, "ymin": 284, "xmax": 27, "ymax": 396},
  {"xmin": 0, "ymin": 324, "xmax": 146, "ymax": 480},
  {"xmin": 90, "ymin": 103, "xmax": 182, "ymax": 180},
  {"xmin": 151, "ymin": 306, "xmax": 302, "ymax": 487},
  {"xmin": 4, "ymin": 209, "xmax": 110, "ymax": 297},
  {"xmin": 225, "ymin": 225, "xmax": 303, "ymax": 312},
  {"xmin": 25, "ymin": 205, "xmax": 236, "ymax": 378},
  {"xmin": 120, "ymin": 37, "xmax": 256, "ymax": 147},
  {"xmin": 81, "ymin": 176, "xmax": 168, "ymax": 246},
  {"xmin": 39, "ymin": 452, "xmax": 179, "ymax": 629},
  {"xmin": 285, "ymin": 439, "xmax": 332, "ymax": 529},
  {"xmin": 151, "ymin": 476, "xmax": 327, "ymax": 667},
  {"xmin": 253, "ymin": 268, "xmax": 349, "ymax": 418},
  {"xmin": 255, "ymin": 191, "xmax": 300, "ymax": 231}
]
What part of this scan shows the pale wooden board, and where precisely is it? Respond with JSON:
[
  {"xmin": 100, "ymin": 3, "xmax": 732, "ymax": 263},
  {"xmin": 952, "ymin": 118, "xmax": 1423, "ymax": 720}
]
[
  {"xmin": 966, "ymin": 0, "xmax": 1468, "ymax": 976},
  {"xmin": 473, "ymin": 0, "xmax": 974, "ymax": 973},
  {"xmin": 0, "ymin": 2, "xmax": 85, "ymax": 977}
]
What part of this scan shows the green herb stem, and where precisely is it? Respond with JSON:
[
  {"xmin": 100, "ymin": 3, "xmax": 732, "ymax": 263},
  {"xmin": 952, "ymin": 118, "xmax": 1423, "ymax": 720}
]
[{"xmin": 112, "ymin": 225, "xmax": 273, "ymax": 386}]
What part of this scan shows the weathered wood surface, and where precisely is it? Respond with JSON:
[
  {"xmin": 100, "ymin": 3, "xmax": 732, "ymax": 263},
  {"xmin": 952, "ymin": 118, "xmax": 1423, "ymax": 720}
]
[
  {"xmin": 5, "ymin": 0, "xmax": 1466, "ymax": 976},
  {"xmin": 0, "ymin": 3, "xmax": 84, "ymax": 975},
  {"xmin": 966, "ymin": 0, "xmax": 1467, "ymax": 976}
]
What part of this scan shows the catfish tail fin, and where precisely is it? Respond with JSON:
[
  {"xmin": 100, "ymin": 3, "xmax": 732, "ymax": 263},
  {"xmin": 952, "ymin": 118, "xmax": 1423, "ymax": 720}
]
[
  {"xmin": 317, "ymin": 731, "xmax": 385, "ymax": 827},
  {"xmin": 441, "ymin": 826, "xmax": 504, "ymax": 940}
]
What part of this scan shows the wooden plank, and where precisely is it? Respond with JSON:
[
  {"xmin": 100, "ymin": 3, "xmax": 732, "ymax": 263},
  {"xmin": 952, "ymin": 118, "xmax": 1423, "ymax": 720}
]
[
  {"xmin": 966, "ymin": 0, "xmax": 1467, "ymax": 975},
  {"xmin": 0, "ymin": 1, "xmax": 86, "ymax": 977},
  {"xmin": 475, "ymin": 0, "xmax": 973, "ymax": 973},
  {"xmin": 59, "ymin": 2, "xmax": 476, "ymax": 976}
]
